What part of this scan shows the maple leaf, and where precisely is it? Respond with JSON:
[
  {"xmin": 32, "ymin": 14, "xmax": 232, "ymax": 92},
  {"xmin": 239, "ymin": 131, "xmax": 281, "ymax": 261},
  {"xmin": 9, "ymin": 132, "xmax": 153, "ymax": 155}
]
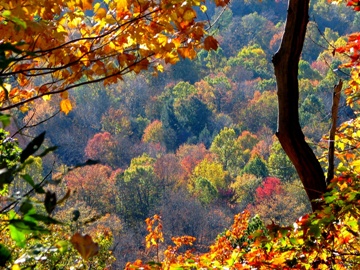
[
  {"xmin": 70, "ymin": 233, "xmax": 99, "ymax": 260},
  {"xmin": 204, "ymin": 36, "xmax": 219, "ymax": 51},
  {"xmin": 130, "ymin": 58, "xmax": 150, "ymax": 73}
]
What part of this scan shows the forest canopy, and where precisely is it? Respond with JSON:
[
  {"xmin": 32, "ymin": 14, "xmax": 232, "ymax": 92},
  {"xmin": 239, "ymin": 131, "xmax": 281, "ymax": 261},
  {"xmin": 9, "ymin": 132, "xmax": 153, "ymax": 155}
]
[{"xmin": 1, "ymin": 0, "xmax": 360, "ymax": 269}]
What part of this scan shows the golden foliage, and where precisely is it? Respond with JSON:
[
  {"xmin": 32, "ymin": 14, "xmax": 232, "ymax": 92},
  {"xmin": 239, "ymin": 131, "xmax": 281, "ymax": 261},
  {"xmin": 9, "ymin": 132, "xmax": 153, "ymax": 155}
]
[{"xmin": 0, "ymin": 0, "xmax": 224, "ymax": 112}]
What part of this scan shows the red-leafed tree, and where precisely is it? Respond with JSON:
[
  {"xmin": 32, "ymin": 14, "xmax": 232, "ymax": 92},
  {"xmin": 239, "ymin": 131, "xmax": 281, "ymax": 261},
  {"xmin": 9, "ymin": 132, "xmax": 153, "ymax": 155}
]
[
  {"xmin": 255, "ymin": 177, "xmax": 283, "ymax": 200},
  {"xmin": 64, "ymin": 164, "xmax": 122, "ymax": 213},
  {"xmin": 85, "ymin": 132, "xmax": 119, "ymax": 167}
]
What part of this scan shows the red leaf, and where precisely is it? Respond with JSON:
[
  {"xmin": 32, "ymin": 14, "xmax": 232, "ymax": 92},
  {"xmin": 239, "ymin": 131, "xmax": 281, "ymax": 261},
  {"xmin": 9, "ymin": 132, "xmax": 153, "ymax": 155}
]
[{"xmin": 204, "ymin": 36, "xmax": 218, "ymax": 51}]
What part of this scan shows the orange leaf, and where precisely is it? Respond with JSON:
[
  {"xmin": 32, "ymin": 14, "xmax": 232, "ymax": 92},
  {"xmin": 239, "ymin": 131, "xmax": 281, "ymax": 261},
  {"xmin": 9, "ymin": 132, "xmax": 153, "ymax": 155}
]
[
  {"xmin": 60, "ymin": 99, "xmax": 72, "ymax": 115},
  {"xmin": 204, "ymin": 36, "xmax": 218, "ymax": 51},
  {"xmin": 70, "ymin": 233, "xmax": 99, "ymax": 260},
  {"xmin": 131, "ymin": 59, "xmax": 150, "ymax": 73},
  {"xmin": 95, "ymin": 8, "xmax": 107, "ymax": 19},
  {"xmin": 60, "ymin": 91, "xmax": 69, "ymax": 99},
  {"xmin": 81, "ymin": 0, "xmax": 93, "ymax": 10}
]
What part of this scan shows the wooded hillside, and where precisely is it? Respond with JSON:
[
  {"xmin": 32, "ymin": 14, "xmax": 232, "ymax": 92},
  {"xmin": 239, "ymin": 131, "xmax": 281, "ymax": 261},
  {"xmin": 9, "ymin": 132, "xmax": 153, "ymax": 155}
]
[{"xmin": 1, "ymin": 0, "xmax": 360, "ymax": 268}]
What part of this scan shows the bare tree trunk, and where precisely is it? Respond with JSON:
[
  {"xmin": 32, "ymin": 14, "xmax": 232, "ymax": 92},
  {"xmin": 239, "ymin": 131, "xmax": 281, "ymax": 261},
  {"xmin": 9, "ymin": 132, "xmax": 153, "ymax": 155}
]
[
  {"xmin": 327, "ymin": 80, "xmax": 342, "ymax": 185},
  {"xmin": 272, "ymin": 0, "xmax": 327, "ymax": 211}
]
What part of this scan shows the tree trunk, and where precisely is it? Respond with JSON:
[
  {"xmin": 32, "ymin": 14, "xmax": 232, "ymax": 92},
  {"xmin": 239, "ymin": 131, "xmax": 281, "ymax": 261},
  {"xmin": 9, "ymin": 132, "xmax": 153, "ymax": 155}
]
[{"xmin": 272, "ymin": 0, "xmax": 327, "ymax": 211}]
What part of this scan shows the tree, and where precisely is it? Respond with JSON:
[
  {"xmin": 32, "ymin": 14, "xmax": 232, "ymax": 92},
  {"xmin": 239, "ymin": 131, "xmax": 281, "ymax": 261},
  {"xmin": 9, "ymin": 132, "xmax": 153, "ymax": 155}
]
[
  {"xmin": 240, "ymin": 90, "xmax": 278, "ymax": 133},
  {"xmin": 191, "ymin": 158, "xmax": 228, "ymax": 190},
  {"xmin": 174, "ymin": 96, "xmax": 212, "ymax": 139},
  {"xmin": 210, "ymin": 127, "xmax": 242, "ymax": 175},
  {"xmin": 142, "ymin": 120, "xmax": 164, "ymax": 144},
  {"xmin": 228, "ymin": 44, "xmax": 272, "ymax": 79},
  {"xmin": 116, "ymin": 154, "xmax": 163, "ymax": 226},
  {"xmin": 0, "ymin": 0, "xmax": 225, "ymax": 112},
  {"xmin": 101, "ymin": 108, "xmax": 133, "ymax": 137},
  {"xmin": 192, "ymin": 176, "xmax": 218, "ymax": 204},
  {"xmin": 272, "ymin": 0, "xmax": 327, "ymax": 210},
  {"xmin": 84, "ymin": 132, "xmax": 119, "ymax": 167},
  {"xmin": 176, "ymin": 143, "xmax": 211, "ymax": 180},
  {"xmin": 0, "ymin": 131, "xmax": 112, "ymax": 268},
  {"xmin": 64, "ymin": 164, "xmax": 121, "ymax": 213},
  {"xmin": 242, "ymin": 155, "xmax": 268, "ymax": 178},
  {"xmin": 267, "ymin": 139, "xmax": 297, "ymax": 182},
  {"xmin": 161, "ymin": 100, "xmax": 187, "ymax": 151}
]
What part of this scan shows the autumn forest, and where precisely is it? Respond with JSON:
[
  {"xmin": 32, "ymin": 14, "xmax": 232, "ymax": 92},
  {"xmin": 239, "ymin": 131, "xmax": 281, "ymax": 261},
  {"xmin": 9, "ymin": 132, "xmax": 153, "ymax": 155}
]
[{"xmin": 1, "ymin": 0, "xmax": 360, "ymax": 269}]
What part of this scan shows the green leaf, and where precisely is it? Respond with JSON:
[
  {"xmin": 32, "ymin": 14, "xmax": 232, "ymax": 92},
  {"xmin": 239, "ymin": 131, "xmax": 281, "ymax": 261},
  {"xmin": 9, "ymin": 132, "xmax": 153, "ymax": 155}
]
[
  {"xmin": 55, "ymin": 240, "xmax": 70, "ymax": 254},
  {"xmin": 0, "ymin": 244, "xmax": 11, "ymax": 266},
  {"xmin": 0, "ymin": 114, "xmax": 11, "ymax": 127},
  {"xmin": 21, "ymin": 174, "xmax": 35, "ymax": 187},
  {"xmin": 289, "ymin": 237, "xmax": 298, "ymax": 245},
  {"xmin": 9, "ymin": 224, "xmax": 26, "ymax": 247},
  {"xmin": 28, "ymin": 214, "xmax": 62, "ymax": 225},
  {"xmin": 147, "ymin": 261, "xmax": 162, "ymax": 267},
  {"xmin": 23, "ymin": 208, "xmax": 38, "ymax": 224},
  {"xmin": 21, "ymin": 174, "xmax": 45, "ymax": 193},
  {"xmin": 346, "ymin": 219, "xmax": 358, "ymax": 230},
  {"xmin": 20, "ymin": 201, "xmax": 33, "ymax": 215},
  {"xmin": 324, "ymin": 194, "xmax": 337, "ymax": 204},
  {"xmin": 1, "ymin": 10, "xmax": 11, "ymax": 17},
  {"xmin": 11, "ymin": 17, "xmax": 27, "ymax": 29},
  {"xmin": 309, "ymin": 224, "xmax": 321, "ymax": 238}
]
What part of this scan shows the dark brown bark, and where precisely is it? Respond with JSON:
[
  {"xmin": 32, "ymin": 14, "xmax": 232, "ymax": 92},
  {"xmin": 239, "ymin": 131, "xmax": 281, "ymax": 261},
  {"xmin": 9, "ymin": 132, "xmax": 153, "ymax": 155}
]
[{"xmin": 272, "ymin": 0, "xmax": 327, "ymax": 211}]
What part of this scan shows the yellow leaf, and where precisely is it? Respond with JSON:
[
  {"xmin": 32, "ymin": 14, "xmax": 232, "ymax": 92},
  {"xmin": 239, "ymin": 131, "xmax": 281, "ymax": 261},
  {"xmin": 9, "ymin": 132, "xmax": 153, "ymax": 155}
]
[
  {"xmin": 19, "ymin": 105, "xmax": 29, "ymax": 113},
  {"xmin": 165, "ymin": 51, "xmax": 180, "ymax": 64},
  {"xmin": 351, "ymin": 160, "xmax": 360, "ymax": 173},
  {"xmin": 156, "ymin": 64, "xmax": 164, "ymax": 72},
  {"xmin": 156, "ymin": 34, "xmax": 168, "ymax": 47},
  {"xmin": 104, "ymin": 14, "xmax": 116, "ymax": 24},
  {"xmin": 12, "ymin": 265, "xmax": 21, "ymax": 270},
  {"xmin": 42, "ymin": 95, "xmax": 51, "ymax": 101},
  {"xmin": 339, "ymin": 181, "xmax": 348, "ymax": 191},
  {"xmin": 116, "ymin": 0, "xmax": 128, "ymax": 12},
  {"xmin": 200, "ymin": 5, "xmax": 207, "ymax": 12},
  {"xmin": 3, "ymin": 83, "xmax": 11, "ymax": 93},
  {"xmin": 60, "ymin": 99, "xmax": 72, "ymax": 115},
  {"xmin": 272, "ymin": 254, "xmax": 286, "ymax": 266},
  {"xmin": 183, "ymin": 9, "xmax": 196, "ymax": 21},
  {"xmin": 93, "ymin": 2, "xmax": 101, "ymax": 13}
]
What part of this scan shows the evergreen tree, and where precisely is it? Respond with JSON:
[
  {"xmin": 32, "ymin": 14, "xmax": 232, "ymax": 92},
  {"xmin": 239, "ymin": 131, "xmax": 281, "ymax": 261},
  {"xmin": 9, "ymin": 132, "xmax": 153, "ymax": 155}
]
[{"xmin": 161, "ymin": 100, "xmax": 188, "ymax": 151}]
